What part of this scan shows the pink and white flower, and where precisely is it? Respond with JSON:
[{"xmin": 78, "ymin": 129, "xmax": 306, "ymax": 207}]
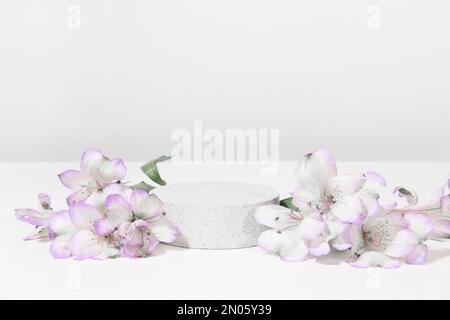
[
  {"xmin": 94, "ymin": 189, "xmax": 180, "ymax": 257},
  {"xmin": 47, "ymin": 201, "xmax": 119, "ymax": 260},
  {"xmin": 292, "ymin": 148, "xmax": 384, "ymax": 225},
  {"xmin": 254, "ymin": 205, "xmax": 330, "ymax": 261},
  {"xmin": 15, "ymin": 148, "xmax": 180, "ymax": 260},
  {"xmin": 58, "ymin": 148, "xmax": 127, "ymax": 205},
  {"xmin": 348, "ymin": 212, "xmax": 428, "ymax": 268}
]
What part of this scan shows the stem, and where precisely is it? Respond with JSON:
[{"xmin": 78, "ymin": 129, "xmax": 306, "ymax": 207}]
[{"xmin": 392, "ymin": 206, "xmax": 441, "ymax": 213}]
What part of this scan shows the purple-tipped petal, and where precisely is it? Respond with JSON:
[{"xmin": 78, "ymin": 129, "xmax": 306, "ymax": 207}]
[
  {"xmin": 254, "ymin": 205, "xmax": 300, "ymax": 229},
  {"xmin": 308, "ymin": 237, "xmax": 331, "ymax": 257},
  {"xmin": 97, "ymin": 158, "xmax": 127, "ymax": 185},
  {"xmin": 68, "ymin": 229, "xmax": 103, "ymax": 260},
  {"xmin": 81, "ymin": 148, "xmax": 105, "ymax": 177},
  {"xmin": 47, "ymin": 210, "xmax": 77, "ymax": 237},
  {"xmin": 95, "ymin": 194, "xmax": 133, "ymax": 235},
  {"xmin": 48, "ymin": 210, "xmax": 77, "ymax": 259},
  {"xmin": 148, "ymin": 216, "xmax": 179, "ymax": 243},
  {"xmin": 130, "ymin": 189, "xmax": 163, "ymax": 220},
  {"xmin": 143, "ymin": 235, "xmax": 159, "ymax": 255},
  {"xmin": 94, "ymin": 219, "xmax": 115, "ymax": 236},
  {"xmin": 66, "ymin": 189, "xmax": 91, "ymax": 206},
  {"xmin": 358, "ymin": 189, "xmax": 382, "ymax": 217},
  {"xmin": 50, "ymin": 238, "xmax": 72, "ymax": 259},
  {"xmin": 363, "ymin": 171, "xmax": 387, "ymax": 186},
  {"xmin": 15, "ymin": 208, "xmax": 49, "ymax": 227},
  {"xmin": 405, "ymin": 244, "xmax": 428, "ymax": 265},
  {"xmin": 69, "ymin": 201, "xmax": 104, "ymax": 230},
  {"xmin": 123, "ymin": 220, "xmax": 148, "ymax": 248},
  {"xmin": 104, "ymin": 194, "xmax": 132, "ymax": 219},
  {"xmin": 331, "ymin": 225, "xmax": 353, "ymax": 251},
  {"xmin": 58, "ymin": 169, "xmax": 91, "ymax": 190}
]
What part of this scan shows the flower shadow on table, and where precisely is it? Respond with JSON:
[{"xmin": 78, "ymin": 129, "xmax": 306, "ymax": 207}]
[
  {"xmin": 314, "ymin": 246, "xmax": 450, "ymax": 266},
  {"xmin": 426, "ymin": 246, "xmax": 450, "ymax": 264},
  {"xmin": 151, "ymin": 243, "xmax": 186, "ymax": 257},
  {"xmin": 315, "ymin": 251, "xmax": 351, "ymax": 266}
]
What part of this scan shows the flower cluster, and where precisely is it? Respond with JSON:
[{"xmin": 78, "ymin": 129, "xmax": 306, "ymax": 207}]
[
  {"xmin": 15, "ymin": 149, "xmax": 179, "ymax": 260},
  {"xmin": 255, "ymin": 148, "xmax": 450, "ymax": 268}
]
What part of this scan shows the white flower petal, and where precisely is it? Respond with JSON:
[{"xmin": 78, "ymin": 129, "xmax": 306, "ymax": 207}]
[
  {"xmin": 362, "ymin": 171, "xmax": 387, "ymax": 186},
  {"xmin": 404, "ymin": 213, "xmax": 433, "ymax": 240},
  {"xmin": 254, "ymin": 205, "xmax": 300, "ymax": 229},
  {"xmin": 68, "ymin": 229, "xmax": 104, "ymax": 260},
  {"xmin": 331, "ymin": 195, "xmax": 367, "ymax": 224},
  {"xmin": 48, "ymin": 210, "xmax": 77, "ymax": 237},
  {"xmin": 294, "ymin": 148, "xmax": 337, "ymax": 207},
  {"xmin": 58, "ymin": 169, "xmax": 92, "ymax": 191},
  {"xmin": 69, "ymin": 201, "xmax": 104, "ymax": 230},
  {"xmin": 327, "ymin": 174, "xmax": 365, "ymax": 198},
  {"xmin": 350, "ymin": 251, "xmax": 401, "ymax": 269},
  {"xmin": 257, "ymin": 228, "xmax": 309, "ymax": 262},
  {"xmin": 130, "ymin": 189, "xmax": 164, "ymax": 220},
  {"xmin": 80, "ymin": 148, "xmax": 105, "ymax": 177},
  {"xmin": 331, "ymin": 224, "xmax": 353, "ymax": 251},
  {"xmin": 47, "ymin": 211, "xmax": 77, "ymax": 259},
  {"xmin": 384, "ymin": 229, "xmax": 419, "ymax": 258},
  {"xmin": 297, "ymin": 211, "xmax": 325, "ymax": 240},
  {"xmin": 94, "ymin": 194, "xmax": 132, "ymax": 235},
  {"xmin": 292, "ymin": 186, "xmax": 321, "ymax": 210},
  {"xmin": 358, "ymin": 189, "xmax": 382, "ymax": 217},
  {"xmin": 97, "ymin": 158, "xmax": 127, "ymax": 185},
  {"xmin": 148, "ymin": 216, "xmax": 180, "ymax": 243}
]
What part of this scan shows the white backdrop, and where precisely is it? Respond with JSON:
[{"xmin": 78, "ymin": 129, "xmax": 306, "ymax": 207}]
[{"xmin": 1, "ymin": 0, "xmax": 449, "ymax": 161}]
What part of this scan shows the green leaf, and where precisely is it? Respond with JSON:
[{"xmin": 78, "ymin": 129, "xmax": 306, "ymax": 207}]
[
  {"xmin": 140, "ymin": 155, "xmax": 171, "ymax": 186},
  {"xmin": 279, "ymin": 197, "xmax": 295, "ymax": 210},
  {"xmin": 130, "ymin": 181, "xmax": 155, "ymax": 193}
]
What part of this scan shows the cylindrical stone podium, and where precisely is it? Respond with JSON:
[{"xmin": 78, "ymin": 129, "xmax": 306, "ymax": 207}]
[{"xmin": 153, "ymin": 182, "xmax": 279, "ymax": 249}]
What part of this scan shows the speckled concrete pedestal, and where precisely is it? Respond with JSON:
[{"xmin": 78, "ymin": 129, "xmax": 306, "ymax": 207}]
[{"xmin": 153, "ymin": 182, "xmax": 279, "ymax": 249}]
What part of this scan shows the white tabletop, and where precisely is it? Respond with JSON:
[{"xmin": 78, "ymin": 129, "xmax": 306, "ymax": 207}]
[{"xmin": 1, "ymin": 160, "xmax": 449, "ymax": 299}]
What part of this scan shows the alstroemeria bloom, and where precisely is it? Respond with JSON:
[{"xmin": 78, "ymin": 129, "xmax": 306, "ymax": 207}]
[
  {"xmin": 293, "ymin": 148, "xmax": 385, "ymax": 225},
  {"xmin": 255, "ymin": 205, "xmax": 330, "ymax": 261},
  {"xmin": 94, "ymin": 189, "xmax": 179, "ymax": 257},
  {"xmin": 15, "ymin": 193, "xmax": 54, "ymax": 240},
  {"xmin": 348, "ymin": 213, "xmax": 426, "ymax": 268},
  {"xmin": 47, "ymin": 201, "xmax": 119, "ymax": 260},
  {"xmin": 58, "ymin": 148, "xmax": 127, "ymax": 205}
]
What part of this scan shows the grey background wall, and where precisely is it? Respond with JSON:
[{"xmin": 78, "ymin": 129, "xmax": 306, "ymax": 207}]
[{"xmin": 0, "ymin": 0, "xmax": 449, "ymax": 161}]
